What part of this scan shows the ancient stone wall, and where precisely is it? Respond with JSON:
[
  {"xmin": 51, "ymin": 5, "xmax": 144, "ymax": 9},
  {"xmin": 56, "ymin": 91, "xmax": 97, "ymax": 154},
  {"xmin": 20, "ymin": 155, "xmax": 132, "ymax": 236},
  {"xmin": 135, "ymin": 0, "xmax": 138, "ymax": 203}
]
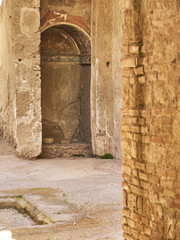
[
  {"xmin": 14, "ymin": 0, "xmax": 41, "ymax": 158},
  {"xmin": 91, "ymin": 0, "xmax": 122, "ymax": 158},
  {"xmin": 0, "ymin": 0, "xmax": 42, "ymax": 158},
  {"xmin": 120, "ymin": 0, "xmax": 180, "ymax": 239},
  {"xmin": 0, "ymin": 0, "xmax": 16, "ymax": 143}
]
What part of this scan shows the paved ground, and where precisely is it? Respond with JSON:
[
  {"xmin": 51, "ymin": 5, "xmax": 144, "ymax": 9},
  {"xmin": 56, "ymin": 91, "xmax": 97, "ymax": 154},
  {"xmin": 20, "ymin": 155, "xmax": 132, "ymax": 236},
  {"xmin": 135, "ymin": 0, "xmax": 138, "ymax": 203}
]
[{"xmin": 0, "ymin": 140, "xmax": 123, "ymax": 240}]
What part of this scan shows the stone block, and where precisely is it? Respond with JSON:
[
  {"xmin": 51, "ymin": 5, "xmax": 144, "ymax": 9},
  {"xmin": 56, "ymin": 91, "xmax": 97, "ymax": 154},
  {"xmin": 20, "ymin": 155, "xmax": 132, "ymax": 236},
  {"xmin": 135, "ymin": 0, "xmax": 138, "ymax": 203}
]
[
  {"xmin": 121, "ymin": 58, "xmax": 136, "ymax": 68},
  {"xmin": 134, "ymin": 67, "xmax": 144, "ymax": 76}
]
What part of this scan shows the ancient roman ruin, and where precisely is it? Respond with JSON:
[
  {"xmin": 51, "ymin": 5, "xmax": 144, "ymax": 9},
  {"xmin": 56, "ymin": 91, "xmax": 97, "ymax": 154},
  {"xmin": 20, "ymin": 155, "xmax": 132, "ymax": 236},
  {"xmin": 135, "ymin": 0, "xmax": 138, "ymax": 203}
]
[{"xmin": 0, "ymin": 0, "xmax": 179, "ymax": 239}]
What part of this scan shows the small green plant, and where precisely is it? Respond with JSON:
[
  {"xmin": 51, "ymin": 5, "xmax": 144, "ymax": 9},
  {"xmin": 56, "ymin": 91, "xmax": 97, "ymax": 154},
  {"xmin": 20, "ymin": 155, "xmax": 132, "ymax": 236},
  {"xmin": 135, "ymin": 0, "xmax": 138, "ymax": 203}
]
[
  {"xmin": 16, "ymin": 195, "xmax": 23, "ymax": 199},
  {"xmin": 73, "ymin": 154, "xmax": 85, "ymax": 157},
  {"xmin": 100, "ymin": 153, "xmax": 113, "ymax": 159},
  {"xmin": 62, "ymin": 192, "xmax": 66, "ymax": 197},
  {"xmin": 64, "ymin": 199, "xmax": 68, "ymax": 204},
  {"xmin": 22, "ymin": 213, "xmax": 29, "ymax": 217}
]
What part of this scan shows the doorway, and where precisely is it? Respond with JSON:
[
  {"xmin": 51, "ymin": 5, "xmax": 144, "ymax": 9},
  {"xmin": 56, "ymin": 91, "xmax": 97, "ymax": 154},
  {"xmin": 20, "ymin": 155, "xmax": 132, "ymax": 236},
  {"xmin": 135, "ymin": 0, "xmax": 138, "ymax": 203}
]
[{"xmin": 41, "ymin": 24, "xmax": 92, "ymax": 157}]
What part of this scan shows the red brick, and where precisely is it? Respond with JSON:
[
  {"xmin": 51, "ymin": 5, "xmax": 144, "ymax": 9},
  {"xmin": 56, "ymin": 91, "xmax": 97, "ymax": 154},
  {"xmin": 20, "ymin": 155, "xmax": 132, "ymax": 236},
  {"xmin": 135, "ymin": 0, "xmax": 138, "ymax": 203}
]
[
  {"xmin": 130, "ymin": 126, "xmax": 140, "ymax": 133},
  {"xmin": 122, "ymin": 164, "xmax": 132, "ymax": 175},
  {"xmin": 121, "ymin": 58, "xmax": 136, "ymax": 67},
  {"xmin": 131, "ymin": 228, "xmax": 139, "ymax": 238},
  {"xmin": 131, "ymin": 117, "xmax": 138, "ymax": 124},
  {"xmin": 149, "ymin": 191, "xmax": 159, "ymax": 202},
  {"xmin": 154, "ymin": 118, "xmax": 163, "ymax": 125},
  {"xmin": 126, "ymin": 158, "xmax": 135, "ymax": 167},
  {"xmin": 167, "ymin": 169, "xmax": 178, "ymax": 179},
  {"xmin": 130, "ymin": 185, "xmax": 145, "ymax": 196},
  {"xmin": 160, "ymin": 179, "xmax": 174, "ymax": 188},
  {"xmin": 127, "ymin": 217, "xmax": 136, "ymax": 228},
  {"xmin": 134, "ymin": 67, "xmax": 144, "ymax": 75},
  {"xmin": 140, "ymin": 180, "xmax": 151, "ymax": 189},
  {"xmin": 122, "ymin": 208, "xmax": 131, "ymax": 217},
  {"xmin": 150, "ymin": 221, "xmax": 158, "ymax": 231},
  {"xmin": 146, "ymin": 163, "xmax": 155, "ymax": 173},
  {"xmin": 163, "ymin": 118, "xmax": 172, "ymax": 125},
  {"xmin": 141, "ymin": 217, "xmax": 149, "ymax": 226},
  {"xmin": 160, "ymin": 196, "xmax": 174, "ymax": 207},
  {"xmin": 121, "ymin": 67, "xmax": 134, "ymax": 76},
  {"xmin": 156, "ymin": 167, "xmax": 166, "ymax": 178},
  {"xmin": 132, "ymin": 169, "xmax": 138, "ymax": 177},
  {"xmin": 123, "ymin": 224, "xmax": 131, "ymax": 233},
  {"xmin": 142, "ymin": 136, "xmax": 151, "ymax": 143},
  {"xmin": 122, "ymin": 181, "xmax": 129, "ymax": 190},
  {"xmin": 138, "ymin": 76, "xmax": 146, "ymax": 84},
  {"xmin": 174, "ymin": 181, "xmax": 180, "ymax": 189},
  {"xmin": 149, "ymin": 174, "xmax": 160, "ymax": 184},
  {"xmin": 162, "ymin": 108, "xmax": 175, "ymax": 115},
  {"xmin": 164, "ymin": 189, "xmax": 175, "ymax": 198},
  {"xmin": 152, "ymin": 184, "xmax": 163, "ymax": 193},
  {"xmin": 176, "ymin": 194, "xmax": 180, "ymax": 201},
  {"xmin": 121, "ymin": 76, "xmax": 130, "ymax": 84},
  {"xmin": 123, "ymin": 172, "xmax": 131, "ymax": 182},
  {"xmin": 149, "ymin": 126, "xmax": 159, "ymax": 134},
  {"xmin": 151, "ymin": 136, "xmax": 162, "ymax": 143},
  {"xmin": 129, "ymin": 110, "xmax": 140, "ymax": 116},
  {"xmin": 123, "ymin": 233, "xmax": 134, "ymax": 240},
  {"xmin": 152, "ymin": 109, "xmax": 162, "ymax": 115},
  {"xmin": 144, "ymin": 227, "xmax": 151, "ymax": 235},
  {"xmin": 136, "ymin": 162, "xmax": 146, "ymax": 171},
  {"xmin": 130, "ymin": 45, "xmax": 140, "ymax": 54},
  {"xmin": 157, "ymin": 224, "xmax": 164, "ymax": 233},
  {"xmin": 139, "ymin": 172, "xmax": 149, "ymax": 181},
  {"xmin": 175, "ymin": 201, "xmax": 180, "ymax": 209},
  {"xmin": 136, "ymin": 222, "xmax": 144, "ymax": 231},
  {"xmin": 132, "ymin": 177, "xmax": 140, "ymax": 186},
  {"xmin": 132, "ymin": 212, "xmax": 141, "ymax": 222},
  {"xmin": 140, "ymin": 126, "xmax": 149, "ymax": 134},
  {"xmin": 162, "ymin": 137, "xmax": 171, "ymax": 144},
  {"xmin": 141, "ymin": 110, "xmax": 151, "ymax": 117},
  {"xmin": 139, "ymin": 233, "xmax": 150, "ymax": 240},
  {"xmin": 121, "ymin": 45, "xmax": 129, "ymax": 55},
  {"xmin": 122, "ymin": 216, "xmax": 127, "ymax": 224}
]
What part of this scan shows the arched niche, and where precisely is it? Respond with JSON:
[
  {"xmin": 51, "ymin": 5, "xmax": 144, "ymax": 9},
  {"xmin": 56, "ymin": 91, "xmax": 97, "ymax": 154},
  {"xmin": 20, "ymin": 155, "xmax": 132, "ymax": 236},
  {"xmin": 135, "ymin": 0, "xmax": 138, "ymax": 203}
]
[{"xmin": 41, "ymin": 24, "xmax": 91, "ymax": 148}]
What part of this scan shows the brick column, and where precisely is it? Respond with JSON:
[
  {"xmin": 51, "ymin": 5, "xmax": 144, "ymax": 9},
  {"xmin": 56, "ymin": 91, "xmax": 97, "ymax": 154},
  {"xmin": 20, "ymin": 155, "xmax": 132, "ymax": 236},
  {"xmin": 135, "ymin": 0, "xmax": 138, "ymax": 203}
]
[{"xmin": 120, "ymin": 0, "xmax": 180, "ymax": 239}]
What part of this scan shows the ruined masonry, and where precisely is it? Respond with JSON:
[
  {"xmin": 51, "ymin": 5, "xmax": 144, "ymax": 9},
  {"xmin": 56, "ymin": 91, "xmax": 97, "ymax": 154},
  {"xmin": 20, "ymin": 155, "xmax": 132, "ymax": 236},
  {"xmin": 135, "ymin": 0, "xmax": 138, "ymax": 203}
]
[{"xmin": 0, "ymin": 0, "xmax": 180, "ymax": 239}]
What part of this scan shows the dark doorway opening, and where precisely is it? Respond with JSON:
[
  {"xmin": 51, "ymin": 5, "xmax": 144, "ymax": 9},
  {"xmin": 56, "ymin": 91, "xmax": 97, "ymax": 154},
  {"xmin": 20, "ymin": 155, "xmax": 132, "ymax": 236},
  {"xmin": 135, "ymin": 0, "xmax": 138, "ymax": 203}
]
[{"xmin": 41, "ymin": 24, "xmax": 92, "ymax": 157}]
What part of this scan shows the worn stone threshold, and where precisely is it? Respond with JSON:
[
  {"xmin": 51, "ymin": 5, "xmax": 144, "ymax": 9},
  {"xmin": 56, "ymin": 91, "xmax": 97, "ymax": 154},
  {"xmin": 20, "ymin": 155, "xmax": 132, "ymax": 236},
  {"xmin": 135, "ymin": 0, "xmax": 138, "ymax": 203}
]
[{"xmin": 42, "ymin": 142, "xmax": 92, "ymax": 158}]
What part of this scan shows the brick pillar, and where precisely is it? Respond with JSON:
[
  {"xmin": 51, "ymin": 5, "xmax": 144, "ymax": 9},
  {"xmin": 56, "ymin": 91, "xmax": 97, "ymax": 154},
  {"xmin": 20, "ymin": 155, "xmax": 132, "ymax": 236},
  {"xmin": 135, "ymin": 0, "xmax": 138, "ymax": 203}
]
[{"xmin": 120, "ymin": 0, "xmax": 180, "ymax": 239}]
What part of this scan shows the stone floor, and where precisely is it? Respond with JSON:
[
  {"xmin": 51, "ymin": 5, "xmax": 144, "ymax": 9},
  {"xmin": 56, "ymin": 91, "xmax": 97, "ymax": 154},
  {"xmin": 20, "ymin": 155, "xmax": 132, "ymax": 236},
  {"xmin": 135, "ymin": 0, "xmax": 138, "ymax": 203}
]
[{"xmin": 0, "ymin": 140, "xmax": 123, "ymax": 240}]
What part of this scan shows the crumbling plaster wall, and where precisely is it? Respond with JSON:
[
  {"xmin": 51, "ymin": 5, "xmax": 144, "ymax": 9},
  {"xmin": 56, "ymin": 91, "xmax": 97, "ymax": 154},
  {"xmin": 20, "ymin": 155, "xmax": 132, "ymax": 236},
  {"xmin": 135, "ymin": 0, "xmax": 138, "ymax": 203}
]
[
  {"xmin": 13, "ymin": 0, "xmax": 41, "ymax": 158},
  {"xmin": 0, "ymin": 0, "xmax": 16, "ymax": 143},
  {"xmin": 120, "ymin": 0, "xmax": 180, "ymax": 239},
  {"xmin": 0, "ymin": 0, "xmax": 42, "ymax": 158},
  {"xmin": 91, "ymin": 0, "xmax": 122, "ymax": 158}
]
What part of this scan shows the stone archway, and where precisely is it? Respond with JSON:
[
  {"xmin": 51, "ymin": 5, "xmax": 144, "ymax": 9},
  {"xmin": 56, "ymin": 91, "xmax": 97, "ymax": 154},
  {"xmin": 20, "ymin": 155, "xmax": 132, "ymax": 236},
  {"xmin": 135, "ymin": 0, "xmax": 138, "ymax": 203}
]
[{"xmin": 40, "ymin": 21, "xmax": 92, "ymax": 158}]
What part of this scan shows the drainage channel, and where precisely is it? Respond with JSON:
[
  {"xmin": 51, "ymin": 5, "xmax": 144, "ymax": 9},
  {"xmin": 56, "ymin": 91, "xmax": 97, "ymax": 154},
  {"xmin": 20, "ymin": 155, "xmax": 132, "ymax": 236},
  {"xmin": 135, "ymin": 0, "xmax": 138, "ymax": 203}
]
[{"xmin": 0, "ymin": 195, "xmax": 54, "ymax": 229}]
